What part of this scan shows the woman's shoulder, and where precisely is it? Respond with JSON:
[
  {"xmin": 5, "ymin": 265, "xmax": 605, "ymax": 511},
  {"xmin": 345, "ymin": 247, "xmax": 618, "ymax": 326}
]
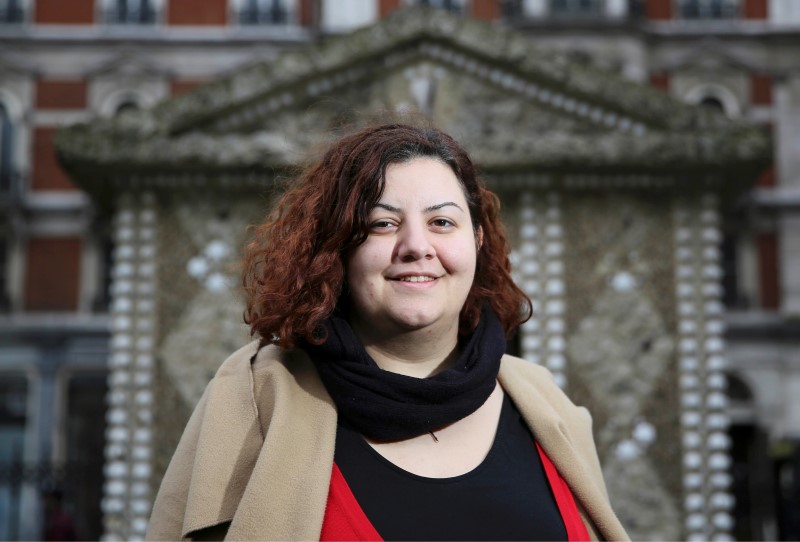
[
  {"xmin": 499, "ymin": 354, "xmax": 590, "ymax": 426},
  {"xmin": 499, "ymin": 354, "xmax": 564, "ymax": 394},
  {"xmin": 208, "ymin": 341, "xmax": 322, "ymax": 401},
  {"xmin": 211, "ymin": 341, "xmax": 299, "ymax": 380}
]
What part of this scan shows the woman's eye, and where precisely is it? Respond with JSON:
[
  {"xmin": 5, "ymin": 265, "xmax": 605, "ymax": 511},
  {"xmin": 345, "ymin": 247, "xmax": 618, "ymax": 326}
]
[
  {"xmin": 431, "ymin": 218, "xmax": 454, "ymax": 229},
  {"xmin": 370, "ymin": 220, "xmax": 396, "ymax": 231}
]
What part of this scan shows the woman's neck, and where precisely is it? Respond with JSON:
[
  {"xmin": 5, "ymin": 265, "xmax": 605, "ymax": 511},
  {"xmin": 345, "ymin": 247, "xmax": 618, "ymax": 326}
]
[{"xmin": 351, "ymin": 321, "xmax": 460, "ymax": 378}]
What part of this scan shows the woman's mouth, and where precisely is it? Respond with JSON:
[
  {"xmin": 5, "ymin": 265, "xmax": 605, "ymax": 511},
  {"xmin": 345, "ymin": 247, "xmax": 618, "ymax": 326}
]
[{"xmin": 397, "ymin": 275, "xmax": 436, "ymax": 283}]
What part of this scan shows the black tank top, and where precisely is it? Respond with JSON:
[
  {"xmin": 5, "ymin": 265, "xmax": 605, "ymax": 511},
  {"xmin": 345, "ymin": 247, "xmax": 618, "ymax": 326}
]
[{"xmin": 334, "ymin": 394, "xmax": 568, "ymax": 541}]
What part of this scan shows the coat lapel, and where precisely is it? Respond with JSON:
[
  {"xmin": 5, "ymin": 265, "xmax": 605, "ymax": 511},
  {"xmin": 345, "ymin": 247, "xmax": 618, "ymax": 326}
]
[
  {"xmin": 178, "ymin": 342, "xmax": 264, "ymax": 538},
  {"xmin": 499, "ymin": 355, "xmax": 629, "ymax": 542},
  {"xmin": 225, "ymin": 347, "xmax": 338, "ymax": 541}
]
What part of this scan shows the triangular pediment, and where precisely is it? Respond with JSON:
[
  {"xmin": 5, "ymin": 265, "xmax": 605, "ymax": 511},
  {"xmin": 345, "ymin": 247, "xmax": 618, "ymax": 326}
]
[
  {"xmin": 659, "ymin": 38, "xmax": 762, "ymax": 73},
  {"xmin": 57, "ymin": 7, "xmax": 770, "ymax": 195},
  {"xmin": 86, "ymin": 50, "xmax": 169, "ymax": 79}
]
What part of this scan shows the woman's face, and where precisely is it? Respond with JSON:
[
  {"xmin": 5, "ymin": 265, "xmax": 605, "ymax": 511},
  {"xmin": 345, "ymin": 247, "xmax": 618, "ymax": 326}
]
[{"xmin": 345, "ymin": 157, "xmax": 479, "ymax": 342}]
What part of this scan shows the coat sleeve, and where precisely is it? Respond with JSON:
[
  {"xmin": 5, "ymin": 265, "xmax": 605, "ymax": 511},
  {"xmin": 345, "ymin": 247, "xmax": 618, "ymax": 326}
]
[{"xmin": 146, "ymin": 385, "xmax": 211, "ymax": 541}]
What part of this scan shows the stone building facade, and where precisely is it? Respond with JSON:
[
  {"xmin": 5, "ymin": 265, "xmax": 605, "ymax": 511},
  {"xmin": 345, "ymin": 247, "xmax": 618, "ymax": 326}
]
[{"xmin": 1, "ymin": 0, "xmax": 798, "ymax": 540}]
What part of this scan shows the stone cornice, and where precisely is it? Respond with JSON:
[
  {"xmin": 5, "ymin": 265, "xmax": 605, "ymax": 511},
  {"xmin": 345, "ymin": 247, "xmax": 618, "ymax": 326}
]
[{"xmin": 55, "ymin": 7, "xmax": 772, "ymax": 197}]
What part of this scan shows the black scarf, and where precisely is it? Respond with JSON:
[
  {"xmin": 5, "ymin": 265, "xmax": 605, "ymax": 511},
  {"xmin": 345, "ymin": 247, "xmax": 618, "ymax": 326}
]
[{"xmin": 301, "ymin": 307, "xmax": 506, "ymax": 441}]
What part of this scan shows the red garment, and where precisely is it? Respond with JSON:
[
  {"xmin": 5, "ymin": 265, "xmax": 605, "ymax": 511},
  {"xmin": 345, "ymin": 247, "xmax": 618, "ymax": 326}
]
[
  {"xmin": 536, "ymin": 442, "xmax": 591, "ymax": 541},
  {"xmin": 44, "ymin": 508, "xmax": 78, "ymax": 541},
  {"xmin": 320, "ymin": 444, "xmax": 591, "ymax": 542}
]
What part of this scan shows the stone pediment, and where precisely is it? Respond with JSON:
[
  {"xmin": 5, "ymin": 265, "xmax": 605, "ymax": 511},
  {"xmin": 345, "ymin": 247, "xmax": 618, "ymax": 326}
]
[
  {"xmin": 86, "ymin": 49, "xmax": 169, "ymax": 79},
  {"xmin": 659, "ymin": 38, "xmax": 762, "ymax": 73},
  {"xmin": 57, "ymin": 7, "xmax": 770, "ymax": 195}
]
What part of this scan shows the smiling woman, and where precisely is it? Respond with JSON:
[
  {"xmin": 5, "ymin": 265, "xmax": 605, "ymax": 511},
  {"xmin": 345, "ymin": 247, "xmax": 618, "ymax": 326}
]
[
  {"xmin": 146, "ymin": 123, "xmax": 629, "ymax": 542},
  {"xmin": 345, "ymin": 158, "xmax": 479, "ymax": 377}
]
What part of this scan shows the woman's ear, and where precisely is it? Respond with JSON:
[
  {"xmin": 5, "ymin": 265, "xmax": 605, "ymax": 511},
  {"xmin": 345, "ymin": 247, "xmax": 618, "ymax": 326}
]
[{"xmin": 476, "ymin": 226, "xmax": 484, "ymax": 251}]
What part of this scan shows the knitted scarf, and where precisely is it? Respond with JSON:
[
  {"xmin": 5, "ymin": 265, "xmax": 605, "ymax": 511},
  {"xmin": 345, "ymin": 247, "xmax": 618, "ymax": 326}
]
[{"xmin": 302, "ymin": 307, "xmax": 506, "ymax": 441}]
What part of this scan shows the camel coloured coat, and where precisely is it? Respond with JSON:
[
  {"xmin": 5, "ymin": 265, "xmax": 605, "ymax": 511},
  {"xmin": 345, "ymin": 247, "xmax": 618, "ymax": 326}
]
[{"xmin": 146, "ymin": 342, "xmax": 629, "ymax": 541}]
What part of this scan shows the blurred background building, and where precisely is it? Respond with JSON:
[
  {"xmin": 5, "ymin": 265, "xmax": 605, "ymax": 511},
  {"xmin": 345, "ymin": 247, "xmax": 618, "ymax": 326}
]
[{"xmin": 0, "ymin": 0, "xmax": 798, "ymax": 540}]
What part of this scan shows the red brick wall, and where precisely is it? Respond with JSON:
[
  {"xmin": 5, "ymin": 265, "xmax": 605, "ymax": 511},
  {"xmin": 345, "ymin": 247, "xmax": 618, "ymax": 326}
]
[
  {"xmin": 646, "ymin": 0, "xmax": 672, "ymax": 20},
  {"xmin": 649, "ymin": 73, "xmax": 670, "ymax": 92},
  {"xmin": 170, "ymin": 79, "xmax": 208, "ymax": 97},
  {"xmin": 299, "ymin": 0, "xmax": 316, "ymax": 26},
  {"xmin": 379, "ymin": 0, "xmax": 402, "ymax": 17},
  {"xmin": 35, "ymin": 0, "xmax": 95, "ymax": 24},
  {"xmin": 32, "ymin": 127, "xmax": 77, "ymax": 191},
  {"xmin": 744, "ymin": 0, "xmax": 767, "ymax": 19},
  {"xmin": 756, "ymin": 164, "xmax": 776, "ymax": 187},
  {"xmin": 471, "ymin": 0, "xmax": 500, "ymax": 20},
  {"xmin": 36, "ymin": 80, "xmax": 88, "ymax": 110},
  {"xmin": 750, "ymin": 73, "xmax": 773, "ymax": 105},
  {"xmin": 757, "ymin": 232, "xmax": 780, "ymax": 309},
  {"xmin": 167, "ymin": 0, "xmax": 226, "ymax": 25},
  {"xmin": 25, "ymin": 237, "xmax": 82, "ymax": 311}
]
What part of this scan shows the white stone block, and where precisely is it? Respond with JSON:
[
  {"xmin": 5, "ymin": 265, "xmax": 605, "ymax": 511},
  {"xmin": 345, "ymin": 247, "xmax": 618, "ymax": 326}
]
[
  {"xmin": 685, "ymin": 493, "xmax": 705, "ymax": 511},
  {"xmin": 105, "ymin": 480, "xmax": 127, "ymax": 496}
]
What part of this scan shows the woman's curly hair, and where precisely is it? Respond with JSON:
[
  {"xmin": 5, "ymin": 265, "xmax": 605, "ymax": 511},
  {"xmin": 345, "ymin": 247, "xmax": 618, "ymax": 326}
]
[{"xmin": 242, "ymin": 123, "xmax": 531, "ymax": 348}]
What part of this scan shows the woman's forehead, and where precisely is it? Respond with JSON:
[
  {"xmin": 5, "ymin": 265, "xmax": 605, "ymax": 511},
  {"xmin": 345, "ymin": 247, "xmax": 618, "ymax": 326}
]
[{"xmin": 378, "ymin": 158, "xmax": 469, "ymax": 205}]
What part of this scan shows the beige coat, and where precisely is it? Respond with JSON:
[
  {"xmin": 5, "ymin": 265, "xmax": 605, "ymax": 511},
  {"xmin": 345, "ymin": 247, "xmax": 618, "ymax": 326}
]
[{"xmin": 146, "ymin": 342, "xmax": 629, "ymax": 541}]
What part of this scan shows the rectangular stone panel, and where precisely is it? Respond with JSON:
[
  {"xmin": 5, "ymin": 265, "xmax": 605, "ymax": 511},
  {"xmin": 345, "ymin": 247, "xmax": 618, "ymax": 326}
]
[
  {"xmin": 379, "ymin": 0, "xmax": 402, "ymax": 17},
  {"xmin": 36, "ymin": 80, "xmax": 88, "ymax": 110},
  {"xmin": 750, "ymin": 73, "xmax": 773, "ymax": 105},
  {"xmin": 25, "ymin": 237, "xmax": 82, "ymax": 311},
  {"xmin": 35, "ymin": 0, "xmax": 94, "ymax": 24},
  {"xmin": 471, "ymin": 0, "xmax": 499, "ymax": 20},
  {"xmin": 757, "ymin": 231, "xmax": 780, "ymax": 309},
  {"xmin": 744, "ymin": 0, "xmax": 768, "ymax": 18},
  {"xmin": 647, "ymin": 0, "xmax": 673, "ymax": 20},
  {"xmin": 167, "ymin": 0, "xmax": 227, "ymax": 25},
  {"xmin": 32, "ymin": 127, "xmax": 77, "ymax": 191}
]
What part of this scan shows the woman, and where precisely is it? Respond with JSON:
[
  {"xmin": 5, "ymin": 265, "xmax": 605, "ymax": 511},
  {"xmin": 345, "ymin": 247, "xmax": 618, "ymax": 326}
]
[{"xmin": 147, "ymin": 124, "xmax": 628, "ymax": 541}]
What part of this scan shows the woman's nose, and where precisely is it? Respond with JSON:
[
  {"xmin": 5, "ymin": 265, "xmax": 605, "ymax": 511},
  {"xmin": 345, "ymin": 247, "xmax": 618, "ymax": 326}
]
[{"xmin": 395, "ymin": 222, "xmax": 435, "ymax": 261}]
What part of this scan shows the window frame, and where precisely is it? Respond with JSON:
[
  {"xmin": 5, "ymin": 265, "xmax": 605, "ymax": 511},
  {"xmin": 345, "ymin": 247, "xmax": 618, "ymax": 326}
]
[
  {"xmin": 675, "ymin": 0, "xmax": 742, "ymax": 19},
  {"xmin": 231, "ymin": 0, "xmax": 295, "ymax": 26},
  {"xmin": 404, "ymin": 0, "xmax": 469, "ymax": 15},
  {"xmin": 100, "ymin": 0, "xmax": 161, "ymax": 25},
  {"xmin": 0, "ymin": 0, "xmax": 27, "ymax": 25}
]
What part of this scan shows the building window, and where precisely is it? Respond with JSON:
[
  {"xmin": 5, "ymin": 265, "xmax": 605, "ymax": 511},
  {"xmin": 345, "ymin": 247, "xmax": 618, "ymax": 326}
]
[
  {"xmin": 92, "ymin": 234, "xmax": 114, "ymax": 313},
  {"xmin": 114, "ymin": 100, "xmax": 140, "ymax": 115},
  {"xmin": 407, "ymin": 0, "xmax": 467, "ymax": 14},
  {"xmin": 550, "ymin": 0, "xmax": 603, "ymax": 15},
  {"xmin": 103, "ymin": 0, "xmax": 157, "ymax": 24},
  {"xmin": 235, "ymin": 0, "xmax": 291, "ymax": 25},
  {"xmin": 677, "ymin": 0, "xmax": 740, "ymax": 19},
  {"xmin": 0, "ymin": 103, "xmax": 14, "ymax": 195},
  {"xmin": 721, "ymin": 232, "xmax": 747, "ymax": 309},
  {"xmin": 503, "ymin": 0, "xmax": 627, "ymax": 20},
  {"xmin": 24, "ymin": 238, "xmax": 83, "ymax": 312},
  {"xmin": 0, "ymin": 0, "xmax": 24, "ymax": 24},
  {"xmin": 0, "ymin": 238, "xmax": 9, "ymax": 312},
  {"xmin": 63, "ymin": 372, "xmax": 108, "ymax": 540},
  {"xmin": 0, "ymin": 375, "xmax": 28, "ymax": 541}
]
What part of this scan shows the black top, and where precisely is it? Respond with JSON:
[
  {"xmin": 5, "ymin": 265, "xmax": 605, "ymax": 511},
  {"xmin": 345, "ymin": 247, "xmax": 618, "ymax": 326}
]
[{"xmin": 334, "ymin": 394, "xmax": 568, "ymax": 541}]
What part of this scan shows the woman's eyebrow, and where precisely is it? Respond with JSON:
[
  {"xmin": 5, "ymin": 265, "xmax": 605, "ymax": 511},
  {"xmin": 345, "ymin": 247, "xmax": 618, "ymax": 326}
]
[
  {"xmin": 424, "ymin": 202, "xmax": 464, "ymax": 213},
  {"xmin": 374, "ymin": 203, "xmax": 402, "ymax": 213},
  {"xmin": 373, "ymin": 202, "xmax": 465, "ymax": 213}
]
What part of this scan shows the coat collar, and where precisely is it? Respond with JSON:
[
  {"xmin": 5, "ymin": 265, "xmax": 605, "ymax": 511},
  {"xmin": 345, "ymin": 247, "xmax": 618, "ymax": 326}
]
[
  {"xmin": 498, "ymin": 355, "xmax": 629, "ymax": 541},
  {"xmin": 177, "ymin": 347, "xmax": 626, "ymax": 541}
]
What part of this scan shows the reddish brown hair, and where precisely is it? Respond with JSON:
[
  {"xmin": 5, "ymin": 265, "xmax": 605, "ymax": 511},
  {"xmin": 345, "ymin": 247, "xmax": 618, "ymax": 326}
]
[{"xmin": 242, "ymin": 123, "xmax": 531, "ymax": 348}]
